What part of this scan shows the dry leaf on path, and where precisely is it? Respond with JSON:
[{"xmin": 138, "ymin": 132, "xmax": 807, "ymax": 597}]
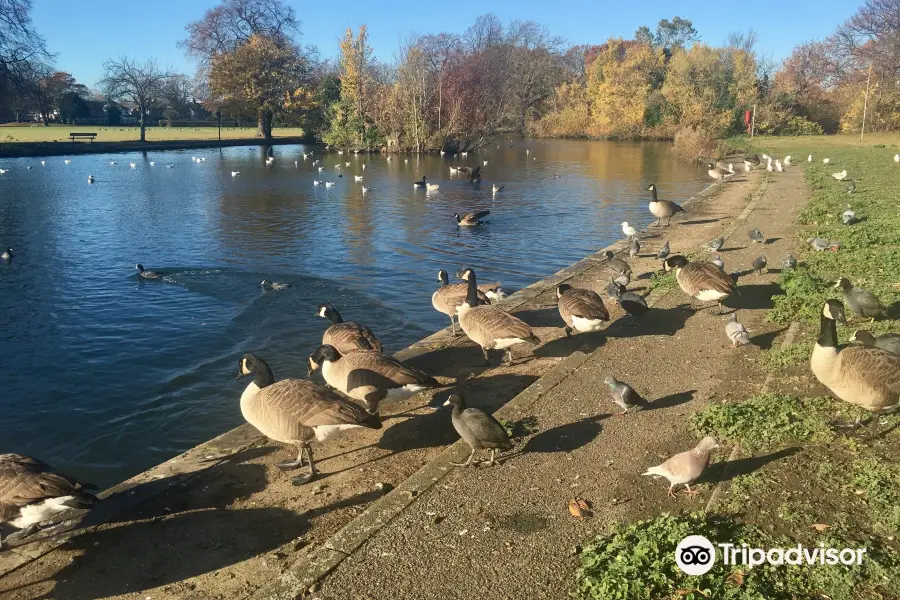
[
  {"xmin": 568, "ymin": 498, "xmax": 593, "ymax": 519},
  {"xmin": 810, "ymin": 523, "xmax": 830, "ymax": 531}
]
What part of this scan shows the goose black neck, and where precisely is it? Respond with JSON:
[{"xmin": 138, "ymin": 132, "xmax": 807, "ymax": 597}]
[
  {"xmin": 817, "ymin": 314, "xmax": 838, "ymax": 348},
  {"xmin": 328, "ymin": 308, "xmax": 344, "ymax": 325},
  {"xmin": 649, "ymin": 187, "xmax": 658, "ymax": 202},
  {"xmin": 465, "ymin": 272, "xmax": 479, "ymax": 307},
  {"xmin": 253, "ymin": 362, "xmax": 275, "ymax": 389}
]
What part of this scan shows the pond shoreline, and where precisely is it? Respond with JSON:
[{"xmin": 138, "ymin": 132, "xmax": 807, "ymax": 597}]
[{"xmin": 0, "ymin": 136, "xmax": 312, "ymax": 158}]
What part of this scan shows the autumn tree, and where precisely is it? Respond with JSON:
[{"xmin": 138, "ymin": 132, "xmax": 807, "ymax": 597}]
[
  {"xmin": 99, "ymin": 57, "xmax": 171, "ymax": 141},
  {"xmin": 322, "ymin": 26, "xmax": 377, "ymax": 149},
  {"xmin": 208, "ymin": 34, "xmax": 311, "ymax": 138},
  {"xmin": 588, "ymin": 39, "xmax": 664, "ymax": 137}
]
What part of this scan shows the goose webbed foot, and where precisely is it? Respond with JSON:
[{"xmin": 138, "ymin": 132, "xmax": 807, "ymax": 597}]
[
  {"xmin": 291, "ymin": 448, "xmax": 317, "ymax": 485},
  {"xmin": 451, "ymin": 448, "xmax": 476, "ymax": 468},
  {"xmin": 481, "ymin": 449, "xmax": 498, "ymax": 467},
  {"xmin": 277, "ymin": 447, "xmax": 304, "ymax": 471},
  {"xmin": 563, "ymin": 326, "xmax": 572, "ymax": 338},
  {"xmin": 481, "ymin": 348, "xmax": 492, "ymax": 365}
]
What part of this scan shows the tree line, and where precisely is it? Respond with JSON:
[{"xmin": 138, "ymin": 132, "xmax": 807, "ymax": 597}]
[{"xmin": 1, "ymin": 0, "xmax": 897, "ymax": 150}]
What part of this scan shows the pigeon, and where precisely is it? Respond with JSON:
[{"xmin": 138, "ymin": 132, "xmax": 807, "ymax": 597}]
[
  {"xmin": 711, "ymin": 255, "xmax": 725, "ymax": 270},
  {"xmin": 606, "ymin": 279, "xmax": 622, "ymax": 299},
  {"xmin": 613, "ymin": 284, "xmax": 648, "ymax": 319},
  {"xmin": 783, "ymin": 255, "xmax": 797, "ymax": 269},
  {"xmin": 705, "ymin": 236, "xmax": 724, "ymax": 252},
  {"xmin": 752, "ymin": 256, "xmax": 767, "ymax": 275},
  {"xmin": 629, "ymin": 238, "xmax": 640, "ymax": 258},
  {"xmin": 261, "ymin": 279, "xmax": 292, "ymax": 291},
  {"xmin": 808, "ymin": 155, "xmax": 813, "ymax": 162},
  {"xmin": 613, "ymin": 271, "xmax": 631, "ymax": 287},
  {"xmin": 748, "ymin": 228, "xmax": 765, "ymax": 243},
  {"xmin": 842, "ymin": 207, "xmax": 856, "ymax": 225},
  {"xmin": 642, "ymin": 436, "xmax": 719, "ymax": 497},
  {"xmin": 622, "ymin": 222, "xmax": 638, "ymax": 240},
  {"xmin": 831, "ymin": 170, "xmax": 848, "ymax": 181},
  {"xmin": 231, "ymin": 171, "xmax": 240, "ymax": 177},
  {"xmin": 835, "ymin": 278, "xmax": 887, "ymax": 321},
  {"xmin": 822, "ymin": 158, "xmax": 831, "ymax": 164},
  {"xmin": 807, "ymin": 237, "xmax": 839, "ymax": 251},
  {"xmin": 603, "ymin": 376, "xmax": 649, "ymax": 414},
  {"xmin": 725, "ymin": 313, "xmax": 752, "ymax": 347},
  {"xmin": 849, "ymin": 330, "xmax": 900, "ymax": 355},
  {"xmin": 657, "ymin": 240, "xmax": 670, "ymax": 260}
]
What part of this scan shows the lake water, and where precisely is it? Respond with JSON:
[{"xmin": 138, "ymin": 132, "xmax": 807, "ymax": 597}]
[{"xmin": 0, "ymin": 139, "xmax": 708, "ymax": 487}]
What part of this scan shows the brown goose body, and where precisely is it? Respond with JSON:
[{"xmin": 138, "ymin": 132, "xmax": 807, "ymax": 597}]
[
  {"xmin": 455, "ymin": 210, "xmax": 490, "ymax": 226},
  {"xmin": 556, "ymin": 285, "xmax": 609, "ymax": 335},
  {"xmin": 456, "ymin": 268, "xmax": 540, "ymax": 363},
  {"xmin": 811, "ymin": 301, "xmax": 900, "ymax": 413},
  {"xmin": 665, "ymin": 256, "xmax": 734, "ymax": 303},
  {"xmin": 317, "ymin": 304, "xmax": 382, "ymax": 354},
  {"xmin": 0, "ymin": 454, "xmax": 98, "ymax": 533},
  {"xmin": 309, "ymin": 346, "xmax": 439, "ymax": 413},
  {"xmin": 238, "ymin": 354, "xmax": 381, "ymax": 483}
]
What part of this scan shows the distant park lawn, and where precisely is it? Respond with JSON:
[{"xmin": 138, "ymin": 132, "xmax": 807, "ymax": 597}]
[{"xmin": 0, "ymin": 124, "xmax": 306, "ymax": 143}]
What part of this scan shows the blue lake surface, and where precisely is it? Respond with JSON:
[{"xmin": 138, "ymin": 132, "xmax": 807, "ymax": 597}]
[{"xmin": 0, "ymin": 139, "xmax": 708, "ymax": 487}]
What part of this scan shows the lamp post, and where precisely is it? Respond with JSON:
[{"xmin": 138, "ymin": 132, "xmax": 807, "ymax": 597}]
[{"xmin": 216, "ymin": 110, "xmax": 221, "ymax": 141}]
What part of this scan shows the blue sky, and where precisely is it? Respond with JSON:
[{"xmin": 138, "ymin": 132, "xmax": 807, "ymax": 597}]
[{"xmin": 32, "ymin": 0, "xmax": 858, "ymax": 88}]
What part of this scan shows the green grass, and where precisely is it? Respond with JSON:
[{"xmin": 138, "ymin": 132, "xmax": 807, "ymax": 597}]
[
  {"xmin": 690, "ymin": 393, "xmax": 840, "ymax": 453},
  {"xmin": 759, "ymin": 340, "xmax": 814, "ymax": 371},
  {"xmin": 740, "ymin": 135, "xmax": 900, "ymax": 327},
  {"xmin": 0, "ymin": 124, "xmax": 306, "ymax": 143},
  {"xmin": 851, "ymin": 456, "xmax": 900, "ymax": 537},
  {"xmin": 573, "ymin": 513, "xmax": 900, "ymax": 600},
  {"xmin": 648, "ymin": 269, "xmax": 678, "ymax": 292}
]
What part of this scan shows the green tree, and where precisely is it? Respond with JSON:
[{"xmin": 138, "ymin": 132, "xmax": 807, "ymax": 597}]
[{"xmin": 323, "ymin": 26, "xmax": 377, "ymax": 149}]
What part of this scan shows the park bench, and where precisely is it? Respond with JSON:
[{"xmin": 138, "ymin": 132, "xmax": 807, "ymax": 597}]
[{"xmin": 69, "ymin": 132, "xmax": 97, "ymax": 142}]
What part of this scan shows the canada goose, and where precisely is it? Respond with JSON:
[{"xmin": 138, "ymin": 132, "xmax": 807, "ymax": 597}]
[
  {"xmin": 316, "ymin": 303, "xmax": 382, "ymax": 355},
  {"xmin": 236, "ymin": 354, "xmax": 380, "ymax": 484},
  {"xmin": 135, "ymin": 263, "xmax": 162, "ymax": 279},
  {"xmin": 642, "ymin": 436, "xmax": 719, "ymax": 497},
  {"xmin": 1, "ymin": 248, "xmax": 11, "ymax": 261},
  {"xmin": 354, "ymin": 175, "xmax": 363, "ymax": 182},
  {"xmin": 835, "ymin": 278, "xmax": 887, "ymax": 321},
  {"xmin": 492, "ymin": 184, "xmax": 504, "ymax": 194},
  {"xmin": 325, "ymin": 181, "xmax": 335, "ymax": 188},
  {"xmin": 752, "ymin": 256, "xmax": 767, "ymax": 275},
  {"xmin": 657, "ymin": 240, "xmax": 670, "ymax": 260},
  {"xmin": 603, "ymin": 250, "xmax": 631, "ymax": 278},
  {"xmin": 556, "ymin": 284, "xmax": 609, "ymax": 336},
  {"xmin": 443, "ymin": 394, "xmax": 512, "ymax": 467},
  {"xmin": 413, "ymin": 176, "xmax": 427, "ymax": 189},
  {"xmin": 629, "ymin": 238, "xmax": 640, "ymax": 258},
  {"xmin": 603, "ymin": 376, "xmax": 649, "ymax": 414},
  {"xmin": 432, "ymin": 269, "xmax": 493, "ymax": 335},
  {"xmin": 307, "ymin": 345, "xmax": 439, "ymax": 414},
  {"xmin": 456, "ymin": 268, "xmax": 540, "ymax": 365},
  {"xmin": 455, "ymin": 210, "xmax": 490, "ymax": 226},
  {"xmin": 231, "ymin": 171, "xmax": 240, "ymax": 177},
  {"xmin": 811, "ymin": 300, "xmax": 900, "ymax": 429},
  {"xmin": 0, "ymin": 454, "xmax": 98, "ymax": 541},
  {"xmin": 842, "ymin": 206, "xmax": 856, "ymax": 225},
  {"xmin": 612, "ymin": 283, "xmax": 649, "ymax": 319},
  {"xmin": 725, "ymin": 312, "xmax": 751, "ymax": 347},
  {"xmin": 707, "ymin": 163, "xmax": 732, "ymax": 182},
  {"xmin": 647, "ymin": 184, "xmax": 685, "ymax": 227},
  {"xmin": 849, "ymin": 330, "xmax": 900, "ymax": 355},
  {"xmin": 664, "ymin": 255, "xmax": 735, "ymax": 313},
  {"xmin": 261, "ymin": 279, "xmax": 291, "ymax": 291},
  {"xmin": 426, "ymin": 183, "xmax": 440, "ymax": 192},
  {"xmin": 468, "ymin": 166, "xmax": 482, "ymax": 182},
  {"xmin": 621, "ymin": 222, "xmax": 638, "ymax": 240},
  {"xmin": 87, "ymin": 175, "xmax": 94, "ymax": 184}
]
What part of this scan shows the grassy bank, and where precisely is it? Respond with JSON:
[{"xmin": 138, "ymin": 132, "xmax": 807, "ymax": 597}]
[
  {"xmin": 574, "ymin": 133, "xmax": 900, "ymax": 600},
  {"xmin": 0, "ymin": 124, "xmax": 307, "ymax": 143}
]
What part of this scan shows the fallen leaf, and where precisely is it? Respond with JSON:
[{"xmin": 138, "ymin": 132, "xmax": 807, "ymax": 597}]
[
  {"xmin": 810, "ymin": 523, "xmax": 830, "ymax": 531},
  {"xmin": 568, "ymin": 498, "xmax": 593, "ymax": 519},
  {"xmin": 726, "ymin": 570, "xmax": 745, "ymax": 586}
]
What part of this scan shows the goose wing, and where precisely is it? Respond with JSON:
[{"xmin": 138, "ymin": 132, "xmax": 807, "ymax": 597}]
[
  {"xmin": 560, "ymin": 289, "xmax": 609, "ymax": 321},
  {"xmin": 839, "ymin": 346, "xmax": 900, "ymax": 399},
  {"xmin": 465, "ymin": 210, "xmax": 490, "ymax": 221},
  {"xmin": 679, "ymin": 262, "xmax": 734, "ymax": 296},
  {"xmin": 0, "ymin": 454, "xmax": 85, "ymax": 508},
  {"xmin": 323, "ymin": 323, "xmax": 382, "ymax": 354},
  {"xmin": 344, "ymin": 353, "xmax": 438, "ymax": 390},
  {"xmin": 660, "ymin": 200, "xmax": 685, "ymax": 213},
  {"xmin": 463, "ymin": 306, "xmax": 537, "ymax": 344},
  {"xmin": 256, "ymin": 380, "xmax": 376, "ymax": 433}
]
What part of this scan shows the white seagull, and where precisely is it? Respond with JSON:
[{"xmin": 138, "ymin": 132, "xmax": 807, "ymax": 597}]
[
  {"xmin": 622, "ymin": 222, "xmax": 638, "ymax": 240},
  {"xmin": 231, "ymin": 171, "xmax": 240, "ymax": 177},
  {"xmin": 831, "ymin": 170, "xmax": 848, "ymax": 181},
  {"xmin": 129, "ymin": 162, "xmax": 136, "ymax": 168},
  {"xmin": 808, "ymin": 155, "xmax": 813, "ymax": 162},
  {"xmin": 325, "ymin": 181, "xmax": 335, "ymax": 188},
  {"xmin": 822, "ymin": 158, "xmax": 831, "ymax": 164},
  {"xmin": 354, "ymin": 175, "xmax": 363, "ymax": 182}
]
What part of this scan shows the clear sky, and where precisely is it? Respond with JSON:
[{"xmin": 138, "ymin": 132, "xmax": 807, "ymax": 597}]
[{"xmin": 31, "ymin": 0, "xmax": 858, "ymax": 89}]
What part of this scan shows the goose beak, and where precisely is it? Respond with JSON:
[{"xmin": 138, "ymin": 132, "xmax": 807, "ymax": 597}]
[{"xmin": 442, "ymin": 399, "xmax": 451, "ymax": 407}]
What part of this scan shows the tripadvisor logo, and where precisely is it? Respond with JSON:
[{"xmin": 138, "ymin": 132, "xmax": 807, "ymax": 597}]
[{"xmin": 675, "ymin": 535, "xmax": 867, "ymax": 575}]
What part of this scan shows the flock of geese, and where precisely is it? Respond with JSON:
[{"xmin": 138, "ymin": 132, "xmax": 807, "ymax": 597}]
[{"xmin": 2, "ymin": 148, "xmax": 899, "ymax": 543}]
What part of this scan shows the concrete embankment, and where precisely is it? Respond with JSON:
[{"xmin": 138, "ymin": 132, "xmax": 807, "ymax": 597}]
[
  {"xmin": 0, "ymin": 168, "xmax": 785, "ymax": 600},
  {"xmin": 0, "ymin": 136, "xmax": 310, "ymax": 159}
]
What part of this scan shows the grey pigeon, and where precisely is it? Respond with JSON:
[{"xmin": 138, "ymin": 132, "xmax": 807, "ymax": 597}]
[
  {"xmin": 705, "ymin": 236, "xmax": 724, "ymax": 251},
  {"xmin": 629, "ymin": 238, "xmax": 640, "ymax": 259},
  {"xmin": 613, "ymin": 270, "xmax": 631, "ymax": 287},
  {"xmin": 657, "ymin": 240, "xmax": 670, "ymax": 260},
  {"xmin": 835, "ymin": 278, "xmax": 888, "ymax": 320},
  {"xmin": 748, "ymin": 228, "xmax": 765, "ymax": 243},
  {"xmin": 849, "ymin": 330, "xmax": 900, "ymax": 355},
  {"xmin": 842, "ymin": 206, "xmax": 856, "ymax": 225},
  {"xmin": 642, "ymin": 436, "xmax": 719, "ymax": 497},
  {"xmin": 783, "ymin": 255, "xmax": 797, "ymax": 269},
  {"xmin": 752, "ymin": 256, "xmax": 767, "ymax": 275},
  {"xmin": 725, "ymin": 312, "xmax": 751, "ymax": 347},
  {"xmin": 711, "ymin": 254, "xmax": 725, "ymax": 270},
  {"xmin": 603, "ymin": 375, "xmax": 649, "ymax": 414},
  {"xmin": 606, "ymin": 279, "xmax": 621, "ymax": 299},
  {"xmin": 807, "ymin": 237, "xmax": 835, "ymax": 251},
  {"xmin": 614, "ymin": 285, "xmax": 648, "ymax": 319},
  {"xmin": 444, "ymin": 394, "xmax": 512, "ymax": 467}
]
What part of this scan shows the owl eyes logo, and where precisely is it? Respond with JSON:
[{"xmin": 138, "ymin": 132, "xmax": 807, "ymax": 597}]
[{"xmin": 675, "ymin": 535, "xmax": 716, "ymax": 575}]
